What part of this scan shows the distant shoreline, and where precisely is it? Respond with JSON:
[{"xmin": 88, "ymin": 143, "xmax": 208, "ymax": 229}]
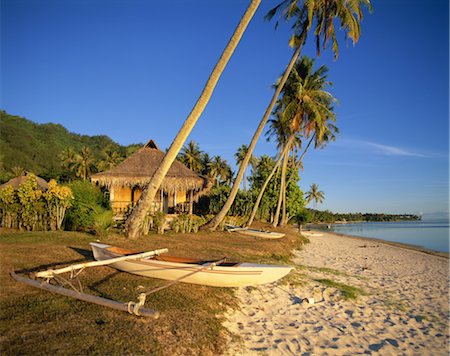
[{"xmin": 305, "ymin": 227, "xmax": 449, "ymax": 259}]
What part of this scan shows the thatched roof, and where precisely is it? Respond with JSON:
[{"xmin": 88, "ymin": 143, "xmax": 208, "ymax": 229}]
[
  {"xmin": 91, "ymin": 140, "xmax": 210, "ymax": 194},
  {"xmin": 0, "ymin": 172, "xmax": 49, "ymax": 191}
]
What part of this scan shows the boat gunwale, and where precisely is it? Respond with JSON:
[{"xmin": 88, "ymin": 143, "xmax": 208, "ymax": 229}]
[{"xmin": 97, "ymin": 246, "xmax": 291, "ymax": 275}]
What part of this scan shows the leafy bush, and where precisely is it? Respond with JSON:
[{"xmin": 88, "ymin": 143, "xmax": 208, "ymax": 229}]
[
  {"xmin": 153, "ymin": 211, "xmax": 166, "ymax": 234},
  {"xmin": 171, "ymin": 214, "xmax": 205, "ymax": 233},
  {"xmin": 0, "ymin": 174, "xmax": 73, "ymax": 231},
  {"xmin": 92, "ymin": 209, "xmax": 114, "ymax": 237},
  {"xmin": 295, "ymin": 209, "xmax": 311, "ymax": 231},
  {"xmin": 64, "ymin": 180, "xmax": 110, "ymax": 232}
]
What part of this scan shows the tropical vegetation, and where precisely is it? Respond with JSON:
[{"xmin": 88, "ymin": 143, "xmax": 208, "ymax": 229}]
[
  {"xmin": 124, "ymin": 0, "xmax": 262, "ymax": 238},
  {"xmin": 202, "ymin": 0, "xmax": 371, "ymax": 231},
  {"xmin": 0, "ymin": 111, "xmax": 139, "ymax": 183},
  {"xmin": 0, "ymin": 174, "xmax": 73, "ymax": 231}
]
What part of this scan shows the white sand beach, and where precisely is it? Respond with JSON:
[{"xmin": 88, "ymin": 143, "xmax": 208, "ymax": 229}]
[{"xmin": 224, "ymin": 230, "xmax": 449, "ymax": 355}]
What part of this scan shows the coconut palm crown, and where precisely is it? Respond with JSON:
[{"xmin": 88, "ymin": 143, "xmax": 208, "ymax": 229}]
[{"xmin": 305, "ymin": 183, "xmax": 325, "ymax": 206}]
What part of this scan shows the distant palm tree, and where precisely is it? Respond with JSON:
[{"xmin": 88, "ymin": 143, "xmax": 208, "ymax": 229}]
[
  {"xmin": 59, "ymin": 148, "xmax": 76, "ymax": 168},
  {"xmin": 75, "ymin": 146, "xmax": 94, "ymax": 180},
  {"xmin": 59, "ymin": 147, "xmax": 77, "ymax": 180},
  {"xmin": 98, "ymin": 146, "xmax": 123, "ymax": 171},
  {"xmin": 235, "ymin": 144, "xmax": 256, "ymax": 191},
  {"xmin": 125, "ymin": 0, "xmax": 261, "ymax": 238},
  {"xmin": 265, "ymin": 57, "xmax": 335, "ymax": 226},
  {"xmin": 180, "ymin": 141, "xmax": 203, "ymax": 173},
  {"xmin": 200, "ymin": 152, "xmax": 213, "ymax": 177},
  {"xmin": 202, "ymin": 0, "xmax": 370, "ymax": 231},
  {"xmin": 209, "ymin": 155, "xmax": 232, "ymax": 185},
  {"xmin": 305, "ymin": 183, "xmax": 325, "ymax": 207}
]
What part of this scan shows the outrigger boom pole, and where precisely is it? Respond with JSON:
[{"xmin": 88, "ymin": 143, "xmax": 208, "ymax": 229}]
[{"xmin": 34, "ymin": 248, "xmax": 169, "ymax": 278}]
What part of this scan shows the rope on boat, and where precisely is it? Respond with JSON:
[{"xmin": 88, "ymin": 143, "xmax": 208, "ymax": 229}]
[
  {"xmin": 141, "ymin": 257, "xmax": 227, "ymax": 297},
  {"xmin": 124, "ymin": 257, "xmax": 227, "ymax": 315}
]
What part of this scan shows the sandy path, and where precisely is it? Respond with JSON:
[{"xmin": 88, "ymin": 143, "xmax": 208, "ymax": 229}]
[{"xmin": 224, "ymin": 231, "xmax": 449, "ymax": 355}]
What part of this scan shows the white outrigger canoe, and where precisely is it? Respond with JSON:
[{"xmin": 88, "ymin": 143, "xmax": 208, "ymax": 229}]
[
  {"xmin": 90, "ymin": 243, "xmax": 292, "ymax": 287},
  {"xmin": 225, "ymin": 225, "xmax": 286, "ymax": 239}
]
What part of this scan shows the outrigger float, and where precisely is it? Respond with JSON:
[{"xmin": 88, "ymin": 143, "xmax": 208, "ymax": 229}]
[{"xmin": 11, "ymin": 243, "xmax": 292, "ymax": 318}]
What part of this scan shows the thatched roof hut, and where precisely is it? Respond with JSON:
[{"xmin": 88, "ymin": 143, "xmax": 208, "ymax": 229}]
[
  {"xmin": 0, "ymin": 172, "xmax": 49, "ymax": 191},
  {"xmin": 91, "ymin": 140, "xmax": 210, "ymax": 194}
]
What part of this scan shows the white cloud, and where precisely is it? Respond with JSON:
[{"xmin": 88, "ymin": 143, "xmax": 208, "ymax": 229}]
[
  {"xmin": 363, "ymin": 142, "xmax": 427, "ymax": 157},
  {"xmin": 337, "ymin": 139, "xmax": 429, "ymax": 158}
]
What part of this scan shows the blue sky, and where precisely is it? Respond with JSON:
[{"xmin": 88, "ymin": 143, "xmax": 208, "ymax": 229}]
[{"xmin": 1, "ymin": 0, "xmax": 449, "ymax": 216}]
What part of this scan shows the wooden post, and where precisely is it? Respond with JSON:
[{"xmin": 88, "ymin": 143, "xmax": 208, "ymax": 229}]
[{"xmin": 189, "ymin": 190, "xmax": 193, "ymax": 215}]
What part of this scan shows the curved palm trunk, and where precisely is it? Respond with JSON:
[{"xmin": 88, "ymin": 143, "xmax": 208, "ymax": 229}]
[
  {"xmin": 280, "ymin": 148, "xmax": 290, "ymax": 226},
  {"xmin": 245, "ymin": 135, "xmax": 295, "ymax": 227},
  {"xmin": 125, "ymin": 0, "xmax": 261, "ymax": 238},
  {"xmin": 284, "ymin": 133, "xmax": 315, "ymax": 189},
  {"xmin": 272, "ymin": 146, "xmax": 289, "ymax": 227},
  {"xmin": 201, "ymin": 43, "xmax": 304, "ymax": 231},
  {"xmin": 280, "ymin": 134, "xmax": 315, "ymax": 226}
]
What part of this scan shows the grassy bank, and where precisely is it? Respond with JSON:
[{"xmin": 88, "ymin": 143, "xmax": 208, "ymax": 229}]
[{"xmin": 0, "ymin": 223, "xmax": 304, "ymax": 355}]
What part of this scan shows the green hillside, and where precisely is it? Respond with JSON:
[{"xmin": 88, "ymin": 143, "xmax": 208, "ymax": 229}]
[{"xmin": 0, "ymin": 111, "xmax": 140, "ymax": 183}]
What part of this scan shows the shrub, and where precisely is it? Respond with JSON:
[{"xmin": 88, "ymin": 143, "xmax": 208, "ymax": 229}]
[
  {"xmin": 64, "ymin": 180, "xmax": 110, "ymax": 232},
  {"xmin": 0, "ymin": 175, "xmax": 73, "ymax": 231},
  {"xmin": 171, "ymin": 214, "xmax": 205, "ymax": 234},
  {"xmin": 295, "ymin": 209, "xmax": 311, "ymax": 231},
  {"xmin": 92, "ymin": 209, "xmax": 114, "ymax": 237},
  {"xmin": 0, "ymin": 186, "xmax": 20, "ymax": 229},
  {"xmin": 153, "ymin": 211, "xmax": 166, "ymax": 234}
]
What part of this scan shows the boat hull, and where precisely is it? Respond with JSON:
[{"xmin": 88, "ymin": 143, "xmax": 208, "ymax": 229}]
[
  {"xmin": 237, "ymin": 229, "xmax": 285, "ymax": 239},
  {"xmin": 226, "ymin": 225, "xmax": 285, "ymax": 239},
  {"xmin": 90, "ymin": 243, "xmax": 292, "ymax": 287}
]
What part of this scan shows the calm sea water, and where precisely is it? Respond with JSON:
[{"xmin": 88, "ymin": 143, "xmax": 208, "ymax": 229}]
[{"xmin": 328, "ymin": 220, "xmax": 450, "ymax": 253}]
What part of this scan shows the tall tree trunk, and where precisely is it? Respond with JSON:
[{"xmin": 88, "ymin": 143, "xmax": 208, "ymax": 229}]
[
  {"xmin": 272, "ymin": 144, "xmax": 289, "ymax": 227},
  {"xmin": 201, "ymin": 43, "xmax": 304, "ymax": 231},
  {"xmin": 125, "ymin": 0, "xmax": 261, "ymax": 238},
  {"xmin": 280, "ymin": 134, "xmax": 316, "ymax": 226},
  {"xmin": 245, "ymin": 134, "xmax": 295, "ymax": 227},
  {"xmin": 284, "ymin": 133, "xmax": 315, "ymax": 190},
  {"xmin": 280, "ymin": 148, "xmax": 290, "ymax": 226}
]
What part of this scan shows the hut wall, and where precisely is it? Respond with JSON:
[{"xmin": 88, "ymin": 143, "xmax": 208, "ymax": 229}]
[
  {"xmin": 105, "ymin": 183, "xmax": 192, "ymax": 216},
  {"xmin": 176, "ymin": 190, "xmax": 187, "ymax": 204},
  {"xmin": 111, "ymin": 186, "xmax": 132, "ymax": 212}
]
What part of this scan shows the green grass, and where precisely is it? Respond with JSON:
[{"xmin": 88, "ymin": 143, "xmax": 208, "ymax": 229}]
[
  {"xmin": 278, "ymin": 268, "xmax": 308, "ymax": 287},
  {"xmin": 1, "ymin": 224, "xmax": 302, "ymax": 355},
  {"xmin": 314, "ymin": 278, "xmax": 368, "ymax": 300}
]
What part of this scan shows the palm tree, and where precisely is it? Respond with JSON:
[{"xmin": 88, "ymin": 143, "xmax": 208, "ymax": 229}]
[
  {"xmin": 202, "ymin": 0, "xmax": 371, "ymax": 231},
  {"xmin": 209, "ymin": 155, "xmax": 232, "ymax": 185},
  {"xmin": 274, "ymin": 56, "xmax": 337, "ymax": 225},
  {"xmin": 200, "ymin": 152, "xmax": 213, "ymax": 177},
  {"xmin": 98, "ymin": 146, "xmax": 123, "ymax": 171},
  {"xmin": 266, "ymin": 114, "xmax": 296, "ymax": 227},
  {"xmin": 305, "ymin": 183, "xmax": 325, "ymax": 207},
  {"xmin": 180, "ymin": 140, "xmax": 203, "ymax": 173},
  {"xmin": 59, "ymin": 147, "xmax": 77, "ymax": 179},
  {"xmin": 74, "ymin": 146, "xmax": 94, "ymax": 180},
  {"xmin": 125, "ymin": 0, "xmax": 261, "ymax": 238},
  {"xmin": 235, "ymin": 144, "xmax": 256, "ymax": 191},
  {"xmin": 246, "ymin": 56, "xmax": 337, "ymax": 227}
]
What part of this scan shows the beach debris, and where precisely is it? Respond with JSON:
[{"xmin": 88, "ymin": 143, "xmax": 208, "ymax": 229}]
[{"xmin": 301, "ymin": 297, "xmax": 315, "ymax": 305}]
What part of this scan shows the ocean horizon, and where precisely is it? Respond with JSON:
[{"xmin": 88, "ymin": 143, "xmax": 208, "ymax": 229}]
[{"xmin": 327, "ymin": 219, "xmax": 450, "ymax": 253}]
